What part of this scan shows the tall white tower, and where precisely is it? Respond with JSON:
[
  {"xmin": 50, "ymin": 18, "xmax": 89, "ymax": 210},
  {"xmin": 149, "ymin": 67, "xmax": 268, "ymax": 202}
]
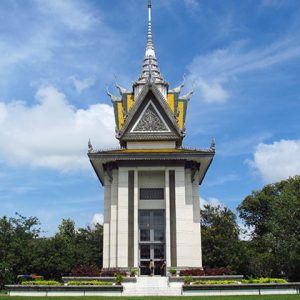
[{"xmin": 88, "ymin": 0, "xmax": 215, "ymax": 274}]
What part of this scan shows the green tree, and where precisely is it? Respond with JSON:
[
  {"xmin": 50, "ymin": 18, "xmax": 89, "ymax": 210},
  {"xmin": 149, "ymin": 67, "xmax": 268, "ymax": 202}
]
[
  {"xmin": 201, "ymin": 204, "xmax": 240, "ymax": 271},
  {"xmin": 75, "ymin": 224, "xmax": 103, "ymax": 269},
  {"xmin": 238, "ymin": 175, "xmax": 300, "ymax": 281},
  {"xmin": 57, "ymin": 219, "xmax": 76, "ymax": 240},
  {"xmin": 0, "ymin": 215, "xmax": 104, "ymax": 284},
  {"xmin": 0, "ymin": 214, "xmax": 40, "ymax": 287}
]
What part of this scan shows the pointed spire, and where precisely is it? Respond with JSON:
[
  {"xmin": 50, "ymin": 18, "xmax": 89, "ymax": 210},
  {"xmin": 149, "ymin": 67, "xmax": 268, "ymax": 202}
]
[
  {"xmin": 134, "ymin": 0, "xmax": 168, "ymax": 98},
  {"xmin": 146, "ymin": 0, "xmax": 155, "ymax": 57}
]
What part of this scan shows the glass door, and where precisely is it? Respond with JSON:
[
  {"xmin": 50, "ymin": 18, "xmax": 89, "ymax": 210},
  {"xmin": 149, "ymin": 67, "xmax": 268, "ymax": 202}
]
[{"xmin": 139, "ymin": 210, "xmax": 165, "ymax": 275}]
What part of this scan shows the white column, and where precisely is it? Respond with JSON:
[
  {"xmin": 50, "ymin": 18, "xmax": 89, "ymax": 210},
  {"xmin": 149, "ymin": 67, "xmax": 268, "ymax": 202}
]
[
  {"xmin": 103, "ymin": 174, "xmax": 111, "ymax": 268},
  {"xmin": 165, "ymin": 168, "xmax": 171, "ymax": 268},
  {"xmin": 174, "ymin": 167, "xmax": 187, "ymax": 267},
  {"xmin": 193, "ymin": 181, "xmax": 202, "ymax": 268},
  {"xmin": 133, "ymin": 169, "xmax": 139, "ymax": 268},
  {"xmin": 175, "ymin": 167, "xmax": 202, "ymax": 267},
  {"xmin": 110, "ymin": 169, "xmax": 118, "ymax": 267},
  {"xmin": 117, "ymin": 167, "xmax": 129, "ymax": 267}
]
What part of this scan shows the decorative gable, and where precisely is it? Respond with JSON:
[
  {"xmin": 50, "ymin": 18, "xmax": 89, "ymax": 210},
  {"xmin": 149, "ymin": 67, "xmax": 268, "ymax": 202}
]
[
  {"xmin": 131, "ymin": 101, "xmax": 171, "ymax": 133},
  {"xmin": 116, "ymin": 85, "xmax": 185, "ymax": 148}
]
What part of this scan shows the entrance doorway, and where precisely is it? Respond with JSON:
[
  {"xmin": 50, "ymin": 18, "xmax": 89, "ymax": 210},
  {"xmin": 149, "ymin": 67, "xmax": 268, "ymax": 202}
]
[{"xmin": 139, "ymin": 210, "xmax": 165, "ymax": 275}]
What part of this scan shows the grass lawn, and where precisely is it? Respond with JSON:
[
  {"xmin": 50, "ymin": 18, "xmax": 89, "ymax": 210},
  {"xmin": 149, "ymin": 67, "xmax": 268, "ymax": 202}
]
[{"xmin": 0, "ymin": 296, "xmax": 299, "ymax": 300}]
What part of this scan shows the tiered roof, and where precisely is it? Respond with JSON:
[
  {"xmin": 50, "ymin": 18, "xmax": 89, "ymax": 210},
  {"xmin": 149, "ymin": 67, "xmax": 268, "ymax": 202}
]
[{"xmin": 106, "ymin": 0, "xmax": 194, "ymax": 148}]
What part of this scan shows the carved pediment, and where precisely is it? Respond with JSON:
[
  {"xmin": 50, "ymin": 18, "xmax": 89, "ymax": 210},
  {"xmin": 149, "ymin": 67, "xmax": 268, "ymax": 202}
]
[{"xmin": 131, "ymin": 101, "xmax": 170, "ymax": 133}]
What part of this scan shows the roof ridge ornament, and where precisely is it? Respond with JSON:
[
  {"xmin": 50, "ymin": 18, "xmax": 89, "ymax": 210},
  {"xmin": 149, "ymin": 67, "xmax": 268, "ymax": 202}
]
[
  {"xmin": 210, "ymin": 138, "xmax": 216, "ymax": 152},
  {"xmin": 114, "ymin": 75, "xmax": 130, "ymax": 95},
  {"xmin": 106, "ymin": 87, "xmax": 121, "ymax": 102},
  {"xmin": 88, "ymin": 139, "xmax": 94, "ymax": 153},
  {"xmin": 170, "ymin": 75, "xmax": 186, "ymax": 93},
  {"xmin": 180, "ymin": 82, "xmax": 196, "ymax": 101}
]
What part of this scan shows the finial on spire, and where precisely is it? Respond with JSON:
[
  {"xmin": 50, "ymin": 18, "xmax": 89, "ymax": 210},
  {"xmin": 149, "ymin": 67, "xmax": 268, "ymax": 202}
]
[
  {"xmin": 134, "ymin": 0, "xmax": 168, "ymax": 96},
  {"xmin": 210, "ymin": 138, "xmax": 216, "ymax": 152},
  {"xmin": 146, "ymin": 0, "xmax": 155, "ymax": 57},
  {"xmin": 88, "ymin": 139, "xmax": 94, "ymax": 153}
]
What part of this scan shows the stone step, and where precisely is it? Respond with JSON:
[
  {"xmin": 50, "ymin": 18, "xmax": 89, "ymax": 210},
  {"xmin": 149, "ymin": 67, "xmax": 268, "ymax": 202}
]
[{"xmin": 123, "ymin": 277, "xmax": 182, "ymax": 296}]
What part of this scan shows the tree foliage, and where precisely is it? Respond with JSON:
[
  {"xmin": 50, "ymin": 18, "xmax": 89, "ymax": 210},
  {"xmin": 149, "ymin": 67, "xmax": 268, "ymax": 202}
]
[
  {"xmin": 0, "ymin": 214, "xmax": 103, "ymax": 287},
  {"xmin": 201, "ymin": 204, "xmax": 240, "ymax": 271},
  {"xmin": 1, "ymin": 176, "xmax": 299, "ymax": 286},
  {"xmin": 238, "ymin": 175, "xmax": 300, "ymax": 281}
]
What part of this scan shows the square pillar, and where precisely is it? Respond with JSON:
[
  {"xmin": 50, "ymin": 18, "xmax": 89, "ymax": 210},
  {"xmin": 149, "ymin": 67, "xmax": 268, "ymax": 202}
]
[
  {"xmin": 175, "ymin": 167, "xmax": 202, "ymax": 267},
  {"xmin": 165, "ymin": 168, "xmax": 171, "ymax": 268},
  {"xmin": 193, "ymin": 181, "xmax": 202, "ymax": 268},
  {"xmin": 133, "ymin": 169, "xmax": 139, "ymax": 268},
  {"xmin": 109, "ymin": 169, "xmax": 118, "ymax": 267},
  {"xmin": 174, "ymin": 167, "xmax": 187, "ymax": 267},
  {"xmin": 117, "ymin": 168, "xmax": 129, "ymax": 267},
  {"xmin": 103, "ymin": 174, "xmax": 111, "ymax": 268}
]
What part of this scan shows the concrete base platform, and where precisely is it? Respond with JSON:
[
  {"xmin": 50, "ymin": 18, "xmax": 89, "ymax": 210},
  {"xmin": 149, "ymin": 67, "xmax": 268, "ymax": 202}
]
[{"xmin": 6, "ymin": 280, "xmax": 300, "ymax": 297}]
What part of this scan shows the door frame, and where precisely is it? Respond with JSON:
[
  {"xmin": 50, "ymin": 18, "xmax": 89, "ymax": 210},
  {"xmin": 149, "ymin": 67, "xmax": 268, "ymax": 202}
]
[{"xmin": 138, "ymin": 210, "xmax": 166, "ymax": 275}]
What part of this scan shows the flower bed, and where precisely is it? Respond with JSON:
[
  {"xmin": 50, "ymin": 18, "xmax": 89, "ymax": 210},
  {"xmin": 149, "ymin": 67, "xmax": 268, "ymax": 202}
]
[
  {"xmin": 192, "ymin": 280, "xmax": 239, "ymax": 285},
  {"xmin": 21, "ymin": 281, "xmax": 60, "ymax": 286},
  {"xmin": 242, "ymin": 278, "xmax": 287, "ymax": 284},
  {"xmin": 179, "ymin": 267, "xmax": 231, "ymax": 276},
  {"xmin": 100, "ymin": 268, "xmax": 127, "ymax": 277},
  {"xmin": 68, "ymin": 281, "xmax": 113, "ymax": 286}
]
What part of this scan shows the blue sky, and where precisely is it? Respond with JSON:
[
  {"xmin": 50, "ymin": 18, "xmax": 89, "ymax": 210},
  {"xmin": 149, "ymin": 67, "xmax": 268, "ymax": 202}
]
[{"xmin": 1, "ymin": 0, "xmax": 300, "ymax": 236}]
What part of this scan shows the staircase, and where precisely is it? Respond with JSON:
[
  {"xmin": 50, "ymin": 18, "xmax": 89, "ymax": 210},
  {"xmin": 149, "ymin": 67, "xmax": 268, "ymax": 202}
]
[{"xmin": 123, "ymin": 276, "xmax": 182, "ymax": 296}]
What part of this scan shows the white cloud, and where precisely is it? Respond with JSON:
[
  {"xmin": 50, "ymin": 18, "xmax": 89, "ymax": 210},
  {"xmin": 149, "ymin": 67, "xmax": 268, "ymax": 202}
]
[
  {"xmin": 184, "ymin": 0, "xmax": 199, "ymax": 8},
  {"xmin": 261, "ymin": 0, "xmax": 295, "ymax": 8},
  {"xmin": 206, "ymin": 174, "xmax": 239, "ymax": 187},
  {"xmin": 238, "ymin": 222, "xmax": 253, "ymax": 241},
  {"xmin": 219, "ymin": 132, "xmax": 272, "ymax": 157},
  {"xmin": 187, "ymin": 38, "xmax": 300, "ymax": 103},
  {"xmin": 249, "ymin": 139, "xmax": 300, "ymax": 183},
  {"xmin": 92, "ymin": 213, "xmax": 104, "ymax": 226},
  {"xmin": 34, "ymin": 0, "xmax": 99, "ymax": 31},
  {"xmin": 0, "ymin": 85, "xmax": 117, "ymax": 171},
  {"xmin": 200, "ymin": 197, "xmax": 224, "ymax": 209},
  {"xmin": 70, "ymin": 76, "xmax": 96, "ymax": 94},
  {"xmin": 197, "ymin": 79, "xmax": 229, "ymax": 103},
  {"xmin": 0, "ymin": 29, "xmax": 55, "ymax": 70}
]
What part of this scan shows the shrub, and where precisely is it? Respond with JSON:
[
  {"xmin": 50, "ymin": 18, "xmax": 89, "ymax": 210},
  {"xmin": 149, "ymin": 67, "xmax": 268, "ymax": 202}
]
[
  {"xmin": 70, "ymin": 266, "xmax": 100, "ymax": 277},
  {"xmin": 130, "ymin": 268, "xmax": 138, "ymax": 277},
  {"xmin": 179, "ymin": 269, "xmax": 204, "ymax": 276},
  {"xmin": 115, "ymin": 274, "xmax": 124, "ymax": 285},
  {"xmin": 68, "ymin": 281, "xmax": 113, "ymax": 286},
  {"xmin": 0, "ymin": 263, "xmax": 14, "ymax": 289},
  {"xmin": 205, "ymin": 267, "xmax": 231, "ymax": 276},
  {"xmin": 169, "ymin": 268, "xmax": 177, "ymax": 276},
  {"xmin": 179, "ymin": 267, "xmax": 232, "ymax": 277},
  {"xmin": 100, "ymin": 268, "xmax": 127, "ymax": 277},
  {"xmin": 192, "ymin": 280, "xmax": 239, "ymax": 285},
  {"xmin": 21, "ymin": 280, "xmax": 60, "ymax": 286},
  {"xmin": 17, "ymin": 275, "xmax": 44, "ymax": 283},
  {"xmin": 184, "ymin": 276, "xmax": 192, "ymax": 285},
  {"xmin": 242, "ymin": 278, "xmax": 288, "ymax": 284}
]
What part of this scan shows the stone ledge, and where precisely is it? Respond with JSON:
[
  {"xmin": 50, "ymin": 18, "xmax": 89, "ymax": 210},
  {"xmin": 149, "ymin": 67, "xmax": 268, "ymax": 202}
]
[
  {"xmin": 62, "ymin": 276, "xmax": 137, "ymax": 283},
  {"xmin": 5, "ymin": 285, "xmax": 123, "ymax": 292},
  {"xmin": 169, "ymin": 275, "xmax": 244, "ymax": 283},
  {"xmin": 183, "ymin": 283, "xmax": 300, "ymax": 290}
]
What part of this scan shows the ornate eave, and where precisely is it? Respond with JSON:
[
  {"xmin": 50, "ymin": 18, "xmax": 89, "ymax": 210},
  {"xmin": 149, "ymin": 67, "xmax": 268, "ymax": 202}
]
[{"xmin": 88, "ymin": 147, "xmax": 215, "ymax": 186}]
